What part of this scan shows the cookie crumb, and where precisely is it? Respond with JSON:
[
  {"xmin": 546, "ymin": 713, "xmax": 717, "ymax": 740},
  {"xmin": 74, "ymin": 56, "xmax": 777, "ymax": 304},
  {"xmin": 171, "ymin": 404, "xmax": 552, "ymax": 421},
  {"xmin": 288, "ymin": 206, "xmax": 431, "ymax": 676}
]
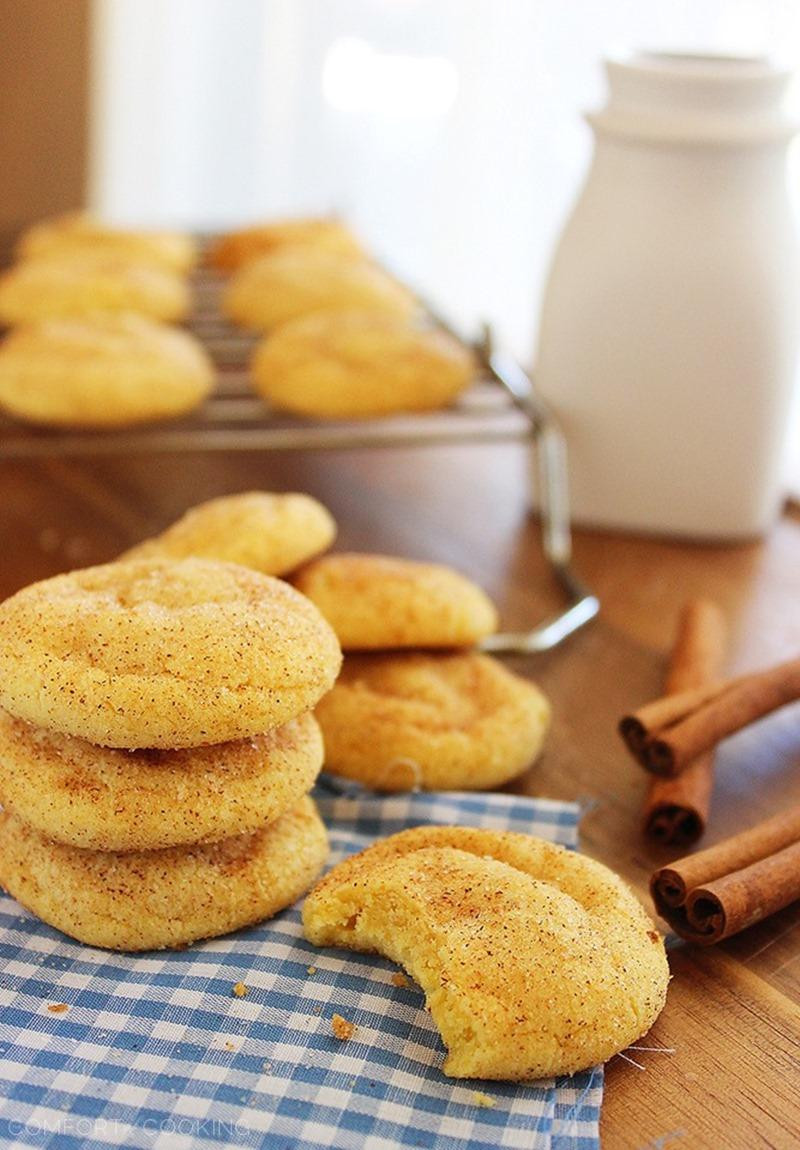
[
  {"xmin": 390, "ymin": 972, "xmax": 409, "ymax": 988},
  {"xmin": 331, "ymin": 1013, "xmax": 356, "ymax": 1041},
  {"xmin": 307, "ymin": 966, "xmax": 317, "ymax": 976},
  {"xmin": 46, "ymin": 1003, "xmax": 69, "ymax": 1015},
  {"xmin": 262, "ymin": 1061, "xmax": 272, "ymax": 1073},
  {"xmin": 232, "ymin": 981, "xmax": 249, "ymax": 998},
  {"xmin": 224, "ymin": 1041, "xmax": 237, "ymax": 1052},
  {"xmin": 472, "ymin": 1091, "xmax": 495, "ymax": 1108}
]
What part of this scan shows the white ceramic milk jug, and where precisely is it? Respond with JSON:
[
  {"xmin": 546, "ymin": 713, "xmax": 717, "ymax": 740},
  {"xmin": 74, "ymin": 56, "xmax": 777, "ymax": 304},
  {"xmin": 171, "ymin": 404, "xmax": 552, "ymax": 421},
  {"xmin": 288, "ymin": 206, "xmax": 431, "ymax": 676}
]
[{"xmin": 535, "ymin": 53, "xmax": 800, "ymax": 539}]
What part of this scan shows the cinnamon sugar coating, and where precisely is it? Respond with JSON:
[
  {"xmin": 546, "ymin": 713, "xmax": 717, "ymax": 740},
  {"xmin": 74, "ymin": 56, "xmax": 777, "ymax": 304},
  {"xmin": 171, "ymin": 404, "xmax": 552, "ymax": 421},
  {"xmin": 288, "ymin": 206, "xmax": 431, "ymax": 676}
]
[
  {"xmin": 0, "ymin": 313, "xmax": 213, "ymax": 427},
  {"xmin": 16, "ymin": 213, "xmax": 197, "ymax": 274},
  {"xmin": 251, "ymin": 310, "xmax": 476, "ymax": 419},
  {"xmin": 0, "ymin": 253, "xmax": 190, "ymax": 325},
  {"xmin": 121, "ymin": 491, "xmax": 336, "ymax": 576},
  {"xmin": 0, "ymin": 708, "xmax": 324, "ymax": 851},
  {"xmin": 0, "ymin": 558, "xmax": 342, "ymax": 748},
  {"xmin": 0, "ymin": 796, "xmax": 328, "ymax": 951},
  {"xmin": 209, "ymin": 218, "xmax": 363, "ymax": 271},
  {"xmin": 293, "ymin": 553, "xmax": 498, "ymax": 650},
  {"xmin": 223, "ymin": 247, "xmax": 415, "ymax": 332},
  {"xmin": 303, "ymin": 826, "xmax": 669, "ymax": 1079},
  {"xmin": 315, "ymin": 651, "xmax": 549, "ymax": 790}
]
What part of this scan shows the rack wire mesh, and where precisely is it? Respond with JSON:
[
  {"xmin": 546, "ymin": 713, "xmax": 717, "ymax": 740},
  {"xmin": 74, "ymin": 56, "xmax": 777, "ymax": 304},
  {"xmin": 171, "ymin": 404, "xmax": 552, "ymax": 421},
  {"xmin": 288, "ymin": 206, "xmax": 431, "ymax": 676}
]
[{"xmin": 0, "ymin": 245, "xmax": 598, "ymax": 652}]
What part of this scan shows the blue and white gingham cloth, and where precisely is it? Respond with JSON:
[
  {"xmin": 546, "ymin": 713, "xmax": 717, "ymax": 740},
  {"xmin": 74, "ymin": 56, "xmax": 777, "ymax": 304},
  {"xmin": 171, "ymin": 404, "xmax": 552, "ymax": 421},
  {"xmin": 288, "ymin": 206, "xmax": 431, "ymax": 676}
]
[{"xmin": 0, "ymin": 782, "xmax": 602, "ymax": 1150}]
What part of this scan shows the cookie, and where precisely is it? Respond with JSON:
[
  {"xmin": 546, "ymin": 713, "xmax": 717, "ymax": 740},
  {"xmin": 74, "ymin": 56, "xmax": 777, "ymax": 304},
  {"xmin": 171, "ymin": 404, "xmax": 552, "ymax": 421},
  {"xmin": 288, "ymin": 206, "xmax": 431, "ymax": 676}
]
[
  {"xmin": 0, "ymin": 313, "xmax": 213, "ymax": 427},
  {"xmin": 209, "ymin": 217, "xmax": 363, "ymax": 271},
  {"xmin": 303, "ymin": 825, "xmax": 669, "ymax": 1079},
  {"xmin": 0, "ymin": 254, "xmax": 190, "ymax": 325},
  {"xmin": 16, "ymin": 213, "xmax": 197, "ymax": 274},
  {"xmin": 0, "ymin": 796, "xmax": 328, "ymax": 951},
  {"xmin": 251, "ymin": 310, "xmax": 476, "ymax": 419},
  {"xmin": 223, "ymin": 248, "xmax": 415, "ymax": 332},
  {"xmin": 0, "ymin": 708, "xmax": 323, "ymax": 851},
  {"xmin": 121, "ymin": 491, "xmax": 336, "ymax": 575},
  {"xmin": 292, "ymin": 553, "xmax": 498, "ymax": 650},
  {"xmin": 0, "ymin": 558, "xmax": 342, "ymax": 749},
  {"xmin": 314, "ymin": 651, "xmax": 549, "ymax": 790}
]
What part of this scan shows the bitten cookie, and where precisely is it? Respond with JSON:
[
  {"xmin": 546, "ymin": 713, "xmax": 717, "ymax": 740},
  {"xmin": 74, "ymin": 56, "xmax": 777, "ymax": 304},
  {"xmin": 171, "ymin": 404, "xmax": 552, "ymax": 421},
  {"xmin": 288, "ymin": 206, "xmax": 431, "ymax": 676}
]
[
  {"xmin": 223, "ymin": 248, "xmax": 415, "ymax": 332},
  {"xmin": 314, "ymin": 651, "xmax": 549, "ymax": 790},
  {"xmin": 292, "ymin": 553, "xmax": 498, "ymax": 649},
  {"xmin": 303, "ymin": 826, "xmax": 669, "ymax": 1079},
  {"xmin": 0, "ymin": 254, "xmax": 190, "ymax": 325},
  {"xmin": 0, "ymin": 796, "xmax": 328, "ymax": 951},
  {"xmin": 0, "ymin": 708, "xmax": 324, "ymax": 851},
  {"xmin": 251, "ymin": 311, "xmax": 476, "ymax": 419},
  {"xmin": 16, "ymin": 213, "xmax": 197, "ymax": 274},
  {"xmin": 0, "ymin": 558, "xmax": 342, "ymax": 749},
  {"xmin": 209, "ymin": 217, "xmax": 363, "ymax": 271},
  {"xmin": 121, "ymin": 491, "xmax": 336, "ymax": 575},
  {"xmin": 0, "ymin": 314, "xmax": 213, "ymax": 427}
]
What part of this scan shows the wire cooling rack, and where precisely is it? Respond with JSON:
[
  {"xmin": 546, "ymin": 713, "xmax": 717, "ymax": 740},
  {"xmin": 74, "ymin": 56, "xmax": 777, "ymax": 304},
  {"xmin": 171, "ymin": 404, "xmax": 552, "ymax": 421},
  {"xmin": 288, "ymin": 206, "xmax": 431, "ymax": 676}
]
[{"xmin": 0, "ymin": 246, "xmax": 599, "ymax": 653}]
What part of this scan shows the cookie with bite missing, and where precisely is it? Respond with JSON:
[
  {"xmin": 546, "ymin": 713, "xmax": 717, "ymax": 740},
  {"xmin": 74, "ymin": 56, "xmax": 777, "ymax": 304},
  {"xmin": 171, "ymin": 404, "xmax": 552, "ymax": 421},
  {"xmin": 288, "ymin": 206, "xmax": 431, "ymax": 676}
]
[
  {"xmin": 121, "ymin": 491, "xmax": 336, "ymax": 575},
  {"xmin": 314, "ymin": 651, "xmax": 549, "ymax": 790},
  {"xmin": 0, "ymin": 708, "xmax": 324, "ymax": 851},
  {"xmin": 293, "ymin": 552, "xmax": 498, "ymax": 650},
  {"xmin": 303, "ymin": 825, "xmax": 669, "ymax": 1079},
  {"xmin": 0, "ymin": 557, "xmax": 341, "ymax": 749},
  {"xmin": 251, "ymin": 310, "xmax": 476, "ymax": 419},
  {"xmin": 0, "ymin": 796, "xmax": 327, "ymax": 951}
]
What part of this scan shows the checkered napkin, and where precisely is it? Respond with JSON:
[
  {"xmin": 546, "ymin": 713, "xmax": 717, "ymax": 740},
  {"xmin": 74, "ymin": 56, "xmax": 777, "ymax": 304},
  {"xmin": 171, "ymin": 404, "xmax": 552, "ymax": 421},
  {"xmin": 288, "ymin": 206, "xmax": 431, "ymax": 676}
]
[{"xmin": 0, "ymin": 783, "xmax": 602, "ymax": 1150}]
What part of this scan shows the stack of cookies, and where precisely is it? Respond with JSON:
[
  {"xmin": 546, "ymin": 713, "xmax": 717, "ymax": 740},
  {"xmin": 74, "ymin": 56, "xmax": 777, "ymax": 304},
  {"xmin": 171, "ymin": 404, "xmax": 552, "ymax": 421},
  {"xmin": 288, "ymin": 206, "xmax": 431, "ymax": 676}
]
[
  {"xmin": 291, "ymin": 552, "xmax": 551, "ymax": 792},
  {"xmin": 0, "ymin": 556, "xmax": 342, "ymax": 951},
  {"xmin": 0, "ymin": 213, "xmax": 212, "ymax": 428}
]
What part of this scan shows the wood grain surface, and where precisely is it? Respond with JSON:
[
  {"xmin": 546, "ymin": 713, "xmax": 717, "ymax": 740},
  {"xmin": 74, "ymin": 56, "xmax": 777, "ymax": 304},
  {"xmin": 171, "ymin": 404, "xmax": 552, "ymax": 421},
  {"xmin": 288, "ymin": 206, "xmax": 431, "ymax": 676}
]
[{"xmin": 1, "ymin": 436, "xmax": 799, "ymax": 1149}]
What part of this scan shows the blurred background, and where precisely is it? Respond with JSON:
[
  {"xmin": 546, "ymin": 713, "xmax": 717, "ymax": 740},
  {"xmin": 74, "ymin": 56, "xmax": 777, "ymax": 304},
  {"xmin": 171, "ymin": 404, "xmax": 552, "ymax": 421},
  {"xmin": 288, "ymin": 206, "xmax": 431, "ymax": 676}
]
[{"xmin": 2, "ymin": 0, "xmax": 799, "ymax": 363}]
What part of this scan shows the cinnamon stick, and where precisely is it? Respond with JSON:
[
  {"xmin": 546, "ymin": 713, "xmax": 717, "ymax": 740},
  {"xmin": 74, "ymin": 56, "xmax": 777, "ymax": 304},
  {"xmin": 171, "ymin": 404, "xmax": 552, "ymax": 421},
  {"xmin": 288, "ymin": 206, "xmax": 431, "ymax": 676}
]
[
  {"xmin": 642, "ymin": 600, "xmax": 726, "ymax": 847},
  {"xmin": 651, "ymin": 806, "xmax": 800, "ymax": 943},
  {"xmin": 620, "ymin": 655, "xmax": 800, "ymax": 777}
]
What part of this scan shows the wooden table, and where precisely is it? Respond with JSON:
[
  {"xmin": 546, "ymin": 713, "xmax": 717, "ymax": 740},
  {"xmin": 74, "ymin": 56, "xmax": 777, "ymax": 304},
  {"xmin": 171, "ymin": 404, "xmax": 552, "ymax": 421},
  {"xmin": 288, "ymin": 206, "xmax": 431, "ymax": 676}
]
[{"xmin": 1, "ymin": 439, "xmax": 798, "ymax": 1149}]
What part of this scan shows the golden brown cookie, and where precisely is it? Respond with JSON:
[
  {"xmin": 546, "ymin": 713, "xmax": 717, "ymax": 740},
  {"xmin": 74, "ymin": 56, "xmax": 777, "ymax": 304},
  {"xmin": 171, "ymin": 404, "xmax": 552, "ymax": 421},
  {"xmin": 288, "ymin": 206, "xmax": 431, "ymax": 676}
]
[
  {"xmin": 303, "ymin": 825, "xmax": 669, "ymax": 1079},
  {"xmin": 223, "ymin": 248, "xmax": 415, "ymax": 332},
  {"xmin": 251, "ymin": 311, "xmax": 476, "ymax": 419},
  {"xmin": 314, "ymin": 651, "xmax": 549, "ymax": 790},
  {"xmin": 16, "ymin": 213, "xmax": 197, "ymax": 274},
  {"xmin": 121, "ymin": 491, "xmax": 336, "ymax": 575},
  {"xmin": 0, "ymin": 313, "xmax": 213, "ymax": 427},
  {"xmin": 0, "ymin": 254, "xmax": 190, "ymax": 325},
  {"xmin": 0, "ymin": 796, "xmax": 328, "ymax": 951},
  {"xmin": 0, "ymin": 558, "xmax": 342, "ymax": 749},
  {"xmin": 209, "ymin": 217, "xmax": 363, "ymax": 271},
  {"xmin": 0, "ymin": 708, "xmax": 323, "ymax": 851},
  {"xmin": 292, "ymin": 553, "xmax": 498, "ymax": 650}
]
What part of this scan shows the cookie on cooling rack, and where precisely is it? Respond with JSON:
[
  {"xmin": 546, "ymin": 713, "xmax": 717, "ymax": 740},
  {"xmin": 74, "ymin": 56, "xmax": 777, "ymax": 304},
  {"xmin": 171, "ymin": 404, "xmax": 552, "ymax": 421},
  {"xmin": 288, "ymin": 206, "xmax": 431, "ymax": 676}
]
[
  {"xmin": 292, "ymin": 552, "xmax": 498, "ymax": 649},
  {"xmin": 303, "ymin": 824, "xmax": 669, "ymax": 1079},
  {"xmin": 0, "ymin": 707, "xmax": 324, "ymax": 851},
  {"xmin": 0, "ymin": 557, "xmax": 342, "ymax": 749},
  {"xmin": 0, "ymin": 253, "xmax": 190, "ymax": 326},
  {"xmin": 209, "ymin": 217, "xmax": 363, "ymax": 271},
  {"xmin": 16, "ymin": 213, "xmax": 197, "ymax": 275},
  {"xmin": 0, "ymin": 313, "xmax": 213, "ymax": 427},
  {"xmin": 121, "ymin": 491, "xmax": 336, "ymax": 575},
  {"xmin": 223, "ymin": 247, "xmax": 416, "ymax": 332},
  {"xmin": 251, "ymin": 310, "xmax": 477, "ymax": 419},
  {"xmin": 0, "ymin": 796, "xmax": 328, "ymax": 951},
  {"xmin": 314, "ymin": 650, "xmax": 550, "ymax": 790}
]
